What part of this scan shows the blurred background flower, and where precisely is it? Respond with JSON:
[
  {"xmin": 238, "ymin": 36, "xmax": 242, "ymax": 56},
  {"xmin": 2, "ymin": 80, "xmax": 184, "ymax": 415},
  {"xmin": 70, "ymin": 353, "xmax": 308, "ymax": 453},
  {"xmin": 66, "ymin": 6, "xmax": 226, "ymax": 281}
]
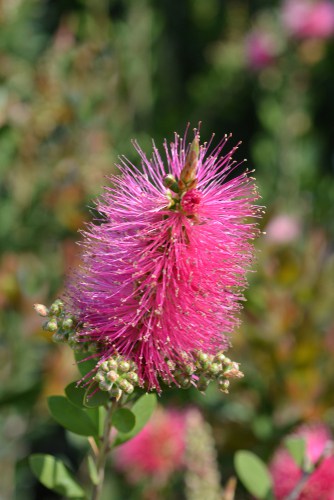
[
  {"xmin": 114, "ymin": 407, "xmax": 186, "ymax": 489},
  {"xmin": 1, "ymin": 0, "xmax": 334, "ymax": 498},
  {"xmin": 270, "ymin": 423, "xmax": 334, "ymax": 499}
]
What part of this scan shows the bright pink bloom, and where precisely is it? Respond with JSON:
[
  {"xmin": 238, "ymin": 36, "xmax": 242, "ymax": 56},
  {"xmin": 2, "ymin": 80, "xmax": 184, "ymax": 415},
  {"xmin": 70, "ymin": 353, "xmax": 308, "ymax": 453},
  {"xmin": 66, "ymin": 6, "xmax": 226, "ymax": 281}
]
[
  {"xmin": 265, "ymin": 214, "xmax": 301, "ymax": 244},
  {"xmin": 69, "ymin": 129, "xmax": 260, "ymax": 390},
  {"xmin": 270, "ymin": 424, "xmax": 334, "ymax": 499},
  {"xmin": 245, "ymin": 30, "xmax": 279, "ymax": 69},
  {"xmin": 282, "ymin": 0, "xmax": 334, "ymax": 39},
  {"xmin": 114, "ymin": 407, "xmax": 186, "ymax": 485}
]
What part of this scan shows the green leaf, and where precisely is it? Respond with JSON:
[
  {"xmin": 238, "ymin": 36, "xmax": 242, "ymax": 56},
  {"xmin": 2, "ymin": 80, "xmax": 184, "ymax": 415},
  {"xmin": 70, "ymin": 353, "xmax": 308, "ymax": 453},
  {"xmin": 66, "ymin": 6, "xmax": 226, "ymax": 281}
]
[
  {"xmin": 29, "ymin": 454, "xmax": 85, "ymax": 498},
  {"xmin": 87, "ymin": 455, "xmax": 99, "ymax": 486},
  {"xmin": 74, "ymin": 352, "xmax": 98, "ymax": 377},
  {"xmin": 235, "ymin": 450, "xmax": 273, "ymax": 500},
  {"xmin": 112, "ymin": 408, "xmax": 136, "ymax": 433},
  {"xmin": 115, "ymin": 393, "xmax": 157, "ymax": 445},
  {"xmin": 65, "ymin": 382, "xmax": 86, "ymax": 408},
  {"xmin": 285, "ymin": 436, "xmax": 306, "ymax": 469},
  {"xmin": 48, "ymin": 396, "xmax": 98, "ymax": 437},
  {"xmin": 84, "ymin": 384, "xmax": 110, "ymax": 408}
]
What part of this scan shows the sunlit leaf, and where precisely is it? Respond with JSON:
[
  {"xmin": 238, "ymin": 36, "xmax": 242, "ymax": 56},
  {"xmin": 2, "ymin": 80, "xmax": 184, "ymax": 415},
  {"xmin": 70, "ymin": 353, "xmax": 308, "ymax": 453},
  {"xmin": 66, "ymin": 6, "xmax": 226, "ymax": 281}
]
[{"xmin": 29, "ymin": 454, "xmax": 85, "ymax": 498}]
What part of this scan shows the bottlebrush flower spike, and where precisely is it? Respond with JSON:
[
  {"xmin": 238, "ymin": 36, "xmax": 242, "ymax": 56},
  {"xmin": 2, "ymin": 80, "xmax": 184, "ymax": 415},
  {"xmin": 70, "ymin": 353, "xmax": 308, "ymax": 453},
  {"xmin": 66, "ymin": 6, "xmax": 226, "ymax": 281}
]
[{"xmin": 68, "ymin": 128, "xmax": 261, "ymax": 391}]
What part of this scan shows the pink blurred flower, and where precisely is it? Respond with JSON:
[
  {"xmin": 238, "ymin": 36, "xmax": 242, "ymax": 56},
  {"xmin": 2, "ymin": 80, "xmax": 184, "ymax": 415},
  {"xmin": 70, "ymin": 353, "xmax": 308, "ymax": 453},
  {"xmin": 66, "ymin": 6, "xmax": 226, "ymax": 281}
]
[
  {"xmin": 282, "ymin": 0, "xmax": 334, "ymax": 39},
  {"xmin": 265, "ymin": 214, "xmax": 300, "ymax": 244},
  {"xmin": 245, "ymin": 30, "xmax": 279, "ymax": 69},
  {"xmin": 114, "ymin": 408, "xmax": 186, "ymax": 485},
  {"xmin": 270, "ymin": 424, "xmax": 334, "ymax": 499},
  {"xmin": 68, "ymin": 129, "xmax": 260, "ymax": 390}
]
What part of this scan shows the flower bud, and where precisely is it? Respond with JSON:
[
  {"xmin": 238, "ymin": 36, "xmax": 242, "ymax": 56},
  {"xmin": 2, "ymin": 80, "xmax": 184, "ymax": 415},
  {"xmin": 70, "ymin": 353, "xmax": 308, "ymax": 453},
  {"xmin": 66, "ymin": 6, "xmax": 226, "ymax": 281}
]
[
  {"xmin": 224, "ymin": 363, "xmax": 244, "ymax": 379},
  {"xmin": 34, "ymin": 304, "xmax": 49, "ymax": 317},
  {"xmin": 218, "ymin": 378, "xmax": 230, "ymax": 393},
  {"xmin": 110, "ymin": 387, "xmax": 123, "ymax": 400},
  {"xmin": 50, "ymin": 300, "xmax": 63, "ymax": 315},
  {"xmin": 94, "ymin": 372, "xmax": 105, "ymax": 383},
  {"xmin": 99, "ymin": 380, "xmax": 113, "ymax": 392},
  {"xmin": 62, "ymin": 318, "xmax": 74, "ymax": 329},
  {"xmin": 184, "ymin": 363, "xmax": 195, "ymax": 375},
  {"xmin": 108, "ymin": 358, "xmax": 118, "ymax": 371},
  {"xmin": 106, "ymin": 370, "xmax": 119, "ymax": 383},
  {"xmin": 118, "ymin": 360, "xmax": 130, "ymax": 373},
  {"xmin": 100, "ymin": 361, "xmax": 110, "ymax": 372},
  {"xmin": 126, "ymin": 372, "xmax": 139, "ymax": 384},
  {"xmin": 118, "ymin": 379, "xmax": 134, "ymax": 394},
  {"xmin": 197, "ymin": 351, "xmax": 211, "ymax": 370},
  {"xmin": 45, "ymin": 319, "xmax": 58, "ymax": 332},
  {"xmin": 163, "ymin": 174, "xmax": 180, "ymax": 193},
  {"xmin": 167, "ymin": 360, "xmax": 176, "ymax": 371},
  {"xmin": 214, "ymin": 352, "xmax": 226, "ymax": 364},
  {"xmin": 179, "ymin": 376, "xmax": 191, "ymax": 389},
  {"xmin": 197, "ymin": 375, "xmax": 210, "ymax": 392},
  {"xmin": 208, "ymin": 362, "xmax": 221, "ymax": 376}
]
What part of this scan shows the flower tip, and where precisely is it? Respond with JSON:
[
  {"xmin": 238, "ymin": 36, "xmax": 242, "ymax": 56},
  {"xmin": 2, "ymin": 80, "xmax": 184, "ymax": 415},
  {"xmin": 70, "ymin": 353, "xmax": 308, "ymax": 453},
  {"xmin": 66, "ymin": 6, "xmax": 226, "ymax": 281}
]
[{"xmin": 34, "ymin": 303, "xmax": 48, "ymax": 317}]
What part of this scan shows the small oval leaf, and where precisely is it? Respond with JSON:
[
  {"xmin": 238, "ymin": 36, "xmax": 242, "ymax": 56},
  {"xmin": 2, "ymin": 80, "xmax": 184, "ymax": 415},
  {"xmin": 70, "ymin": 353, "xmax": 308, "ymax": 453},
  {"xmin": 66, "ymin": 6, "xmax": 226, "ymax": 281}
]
[
  {"xmin": 113, "ymin": 408, "xmax": 136, "ymax": 433},
  {"xmin": 235, "ymin": 450, "xmax": 273, "ymax": 499},
  {"xmin": 48, "ymin": 396, "xmax": 98, "ymax": 437},
  {"xmin": 29, "ymin": 454, "xmax": 85, "ymax": 498},
  {"xmin": 115, "ymin": 393, "xmax": 157, "ymax": 445},
  {"xmin": 65, "ymin": 381, "xmax": 86, "ymax": 408}
]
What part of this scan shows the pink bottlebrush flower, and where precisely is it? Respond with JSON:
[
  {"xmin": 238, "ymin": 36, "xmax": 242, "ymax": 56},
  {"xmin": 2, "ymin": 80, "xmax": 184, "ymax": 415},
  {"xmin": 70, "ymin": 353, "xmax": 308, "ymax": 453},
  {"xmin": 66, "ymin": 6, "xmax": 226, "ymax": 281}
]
[
  {"xmin": 265, "ymin": 214, "xmax": 301, "ymax": 244},
  {"xmin": 270, "ymin": 424, "xmax": 334, "ymax": 499},
  {"xmin": 245, "ymin": 29, "xmax": 280, "ymax": 70},
  {"xmin": 68, "ymin": 128, "xmax": 260, "ymax": 391},
  {"xmin": 113, "ymin": 407, "xmax": 186, "ymax": 485},
  {"xmin": 282, "ymin": 0, "xmax": 334, "ymax": 39}
]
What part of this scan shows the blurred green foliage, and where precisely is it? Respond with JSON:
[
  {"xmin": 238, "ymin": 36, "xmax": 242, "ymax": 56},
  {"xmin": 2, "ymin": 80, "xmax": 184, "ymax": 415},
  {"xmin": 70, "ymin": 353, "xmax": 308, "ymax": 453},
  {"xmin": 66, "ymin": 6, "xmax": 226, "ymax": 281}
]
[{"xmin": 1, "ymin": 0, "xmax": 334, "ymax": 498}]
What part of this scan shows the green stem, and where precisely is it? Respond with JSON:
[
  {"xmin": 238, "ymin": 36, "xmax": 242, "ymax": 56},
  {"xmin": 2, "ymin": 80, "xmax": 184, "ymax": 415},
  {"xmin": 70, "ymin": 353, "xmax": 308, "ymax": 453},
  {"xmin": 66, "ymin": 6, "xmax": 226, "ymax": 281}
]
[{"xmin": 91, "ymin": 399, "xmax": 117, "ymax": 500}]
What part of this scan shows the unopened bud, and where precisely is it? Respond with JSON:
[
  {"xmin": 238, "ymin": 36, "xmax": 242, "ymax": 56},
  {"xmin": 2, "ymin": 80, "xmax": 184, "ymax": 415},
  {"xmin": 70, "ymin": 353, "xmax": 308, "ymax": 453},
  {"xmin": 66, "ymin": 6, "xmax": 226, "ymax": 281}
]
[
  {"xmin": 100, "ymin": 361, "xmax": 110, "ymax": 372},
  {"xmin": 34, "ymin": 304, "xmax": 48, "ymax": 317},
  {"xmin": 180, "ymin": 136, "xmax": 199, "ymax": 186},
  {"xmin": 108, "ymin": 359, "xmax": 118, "ymax": 371},
  {"xmin": 50, "ymin": 300, "xmax": 63, "ymax": 315},
  {"xmin": 218, "ymin": 378, "xmax": 230, "ymax": 393},
  {"xmin": 184, "ymin": 363, "xmax": 195, "ymax": 375},
  {"xmin": 106, "ymin": 370, "xmax": 119, "ymax": 383},
  {"xmin": 208, "ymin": 362, "xmax": 221, "ymax": 376},
  {"xmin": 99, "ymin": 380, "xmax": 112, "ymax": 392},
  {"xmin": 197, "ymin": 376, "xmax": 210, "ymax": 392},
  {"xmin": 197, "ymin": 351, "xmax": 211, "ymax": 370},
  {"xmin": 94, "ymin": 372, "xmax": 105, "ymax": 383},
  {"xmin": 45, "ymin": 319, "xmax": 58, "ymax": 332},
  {"xmin": 126, "ymin": 372, "xmax": 139, "ymax": 384},
  {"xmin": 110, "ymin": 387, "xmax": 123, "ymax": 400},
  {"xmin": 167, "ymin": 360, "xmax": 176, "ymax": 371},
  {"xmin": 118, "ymin": 361, "xmax": 130, "ymax": 373},
  {"xmin": 62, "ymin": 318, "xmax": 74, "ymax": 329},
  {"xmin": 163, "ymin": 174, "xmax": 180, "ymax": 193},
  {"xmin": 214, "ymin": 352, "xmax": 226, "ymax": 364},
  {"xmin": 179, "ymin": 376, "xmax": 191, "ymax": 389},
  {"xmin": 224, "ymin": 363, "xmax": 244, "ymax": 379},
  {"xmin": 118, "ymin": 379, "xmax": 134, "ymax": 394}
]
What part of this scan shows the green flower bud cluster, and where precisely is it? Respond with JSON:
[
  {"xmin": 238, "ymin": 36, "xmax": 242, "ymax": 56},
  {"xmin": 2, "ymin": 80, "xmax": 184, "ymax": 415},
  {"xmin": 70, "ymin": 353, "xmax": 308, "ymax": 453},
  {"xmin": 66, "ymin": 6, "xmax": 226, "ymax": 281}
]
[
  {"xmin": 168, "ymin": 350, "xmax": 244, "ymax": 394},
  {"xmin": 94, "ymin": 356, "xmax": 140, "ymax": 397},
  {"xmin": 38, "ymin": 299, "xmax": 79, "ymax": 346}
]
